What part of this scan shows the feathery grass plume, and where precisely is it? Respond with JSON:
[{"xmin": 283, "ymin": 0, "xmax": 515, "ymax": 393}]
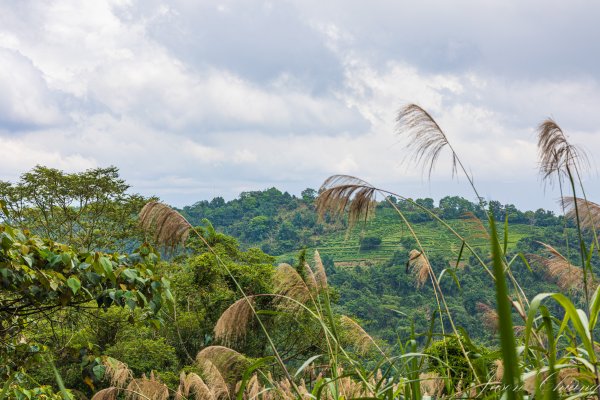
[
  {"xmin": 178, "ymin": 372, "xmax": 215, "ymax": 400},
  {"xmin": 529, "ymin": 242, "xmax": 592, "ymax": 293},
  {"xmin": 397, "ymin": 104, "xmax": 456, "ymax": 178},
  {"xmin": 563, "ymin": 197, "xmax": 600, "ymax": 231},
  {"xmin": 537, "ymin": 119, "xmax": 588, "ymax": 182},
  {"xmin": 419, "ymin": 372, "xmax": 444, "ymax": 398},
  {"xmin": 214, "ymin": 296, "xmax": 256, "ymax": 346},
  {"xmin": 476, "ymin": 302, "xmax": 499, "ymax": 333},
  {"xmin": 91, "ymin": 387, "xmax": 118, "ymax": 400},
  {"xmin": 197, "ymin": 346, "xmax": 251, "ymax": 395},
  {"xmin": 302, "ymin": 262, "xmax": 318, "ymax": 294},
  {"xmin": 139, "ymin": 201, "xmax": 191, "ymax": 250},
  {"xmin": 316, "ymin": 175, "xmax": 376, "ymax": 229},
  {"xmin": 196, "ymin": 359, "xmax": 229, "ymax": 400},
  {"xmin": 340, "ymin": 315, "xmax": 375, "ymax": 355},
  {"xmin": 493, "ymin": 360, "xmax": 504, "ymax": 382},
  {"xmin": 125, "ymin": 377, "xmax": 169, "ymax": 400},
  {"xmin": 313, "ymin": 250, "xmax": 328, "ymax": 290},
  {"xmin": 244, "ymin": 374, "xmax": 260, "ymax": 400},
  {"xmin": 273, "ymin": 263, "xmax": 312, "ymax": 305},
  {"xmin": 406, "ymin": 250, "xmax": 431, "ymax": 288},
  {"xmin": 103, "ymin": 357, "xmax": 132, "ymax": 389},
  {"xmin": 462, "ymin": 211, "xmax": 489, "ymax": 240}
]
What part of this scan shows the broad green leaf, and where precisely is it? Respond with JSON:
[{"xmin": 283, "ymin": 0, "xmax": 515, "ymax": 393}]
[{"xmin": 66, "ymin": 277, "xmax": 81, "ymax": 295}]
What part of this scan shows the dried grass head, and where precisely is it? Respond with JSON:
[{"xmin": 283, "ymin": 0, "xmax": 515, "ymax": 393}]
[
  {"xmin": 103, "ymin": 357, "xmax": 132, "ymax": 389},
  {"xmin": 406, "ymin": 250, "xmax": 432, "ymax": 288},
  {"xmin": 197, "ymin": 346, "xmax": 251, "ymax": 394},
  {"xmin": 340, "ymin": 315, "xmax": 375, "ymax": 355},
  {"xmin": 214, "ymin": 296, "xmax": 256, "ymax": 346},
  {"xmin": 302, "ymin": 262, "xmax": 318, "ymax": 294},
  {"xmin": 178, "ymin": 372, "xmax": 215, "ymax": 400},
  {"xmin": 313, "ymin": 250, "xmax": 328, "ymax": 290},
  {"xmin": 125, "ymin": 378, "xmax": 169, "ymax": 400},
  {"xmin": 476, "ymin": 302, "xmax": 499, "ymax": 333},
  {"xmin": 419, "ymin": 372, "xmax": 445, "ymax": 398},
  {"xmin": 196, "ymin": 359, "xmax": 230, "ymax": 400},
  {"xmin": 316, "ymin": 175, "xmax": 376, "ymax": 229},
  {"xmin": 537, "ymin": 119, "xmax": 588, "ymax": 183},
  {"xmin": 529, "ymin": 242, "xmax": 592, "ymax": 294},
  {"xmin": 273, "ymin": 263, "xmax": 312, "ymax": 305},
  {"xmin": 91, "ymin": 387, "xmax": 118, "ymax": 400},
  {"xmin": 397, "ymin": 104, "xmax": 456, "ymax": 178},
  {"xmin": 139, "ymin": 201, "xmax": 191, "ymax": 250},
  {"xmin": 562, "ymin": 197, "xmax": 600, "ymax": 231}
]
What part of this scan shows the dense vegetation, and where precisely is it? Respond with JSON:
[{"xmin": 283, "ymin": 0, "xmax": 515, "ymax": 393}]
[{"xmin": 1, "ymin": 105, "xmax": 600, "ymax": 399}]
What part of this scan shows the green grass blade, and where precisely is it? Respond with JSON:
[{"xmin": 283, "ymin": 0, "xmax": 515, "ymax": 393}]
[{"xmin": 489, "ymin": 214, "xmax": 522, "ymax": 399}]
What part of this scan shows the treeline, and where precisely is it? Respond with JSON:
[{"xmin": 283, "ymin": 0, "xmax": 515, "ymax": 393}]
[{"xmin": 180, "ymin": 189, "xmax": 564, "ymax": 255}]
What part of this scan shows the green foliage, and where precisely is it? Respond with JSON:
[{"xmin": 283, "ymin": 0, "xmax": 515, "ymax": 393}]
[
  {"xmin": 0, "ymin": 222, "xmax": 173, "ymax": 381},
  {"xmin": 0, "ymin": 165, "xmax": 151, "ymax": 252},
  {"xmin": 359, "ymin": 236, "xmax": 382, "ymax": 251},
  {"xmin": 105, "ymin": 337, "xmax": 178, "ymax": 376},
  {"xmin": 425, "ymin": 334, "xmax": 493, "ymax": 389}
]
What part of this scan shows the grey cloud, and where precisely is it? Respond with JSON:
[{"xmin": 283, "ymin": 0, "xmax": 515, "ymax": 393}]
[
  {"xmin": 0, "ymin": 48, "xmax": 66, "ymax": 131},
  {"xmin": 119, "ymin": 0, "xmax": 345, "ymax": 94}
]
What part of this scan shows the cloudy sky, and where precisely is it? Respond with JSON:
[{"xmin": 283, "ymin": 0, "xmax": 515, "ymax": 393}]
[{"xmin": 1, "ymin": 0, "xmax": 600, "ymax": 210}]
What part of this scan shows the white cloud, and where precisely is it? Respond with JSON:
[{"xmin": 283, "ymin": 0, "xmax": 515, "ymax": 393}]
[{"xmin": 1, "ymin": 0, "xmax": 600, "ymax": 211}]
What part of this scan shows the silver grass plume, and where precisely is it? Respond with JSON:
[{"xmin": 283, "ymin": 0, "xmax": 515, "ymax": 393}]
[
  {"xmin": 196, "ymin": 359, "xmax": 229, "ymax": 400},
  {"xmin": 178, "ymin": 372, "xmax": 215, "ymax": 400},
  {"xmin": 125, "ymin": 377, "xmax": 169, "ymax": 400},
  {"xmin": 406, "ymin": 250, "xmax": 432, "ymax": 288},
  {"xmin": 340, "ymin": 315, "xmax": 375, "ymax": 355},
  {"xmin": 302, "ymin": 262, "xmax": 318, "ymax": 295},
  {"xmin": 563, "ymin": 197, "xmax": 600, "ymax": 231},
  {"xmin": 91, "ymin": 388, "xmax": 118, "ymax": 400},
  {"xmin": 102, "ymin": 357, "xmax": 132, "ymax": 389},
  {"xmin": 476, "ymin": 302, "xmax": 499, "ymax": 333},
  {"xmin": 214, "ymin": 296, "xmax": 256, "ymax": 346},
  {"xmin": 139, "ymin": 201, "xmax": 191, "ymax": 250},
  {"xmin": 273, "ymin": 263, "xmax": 312, "ymax": 305},
  {"xmin": 313, "ymin": 250, "xmax": 328, "ymax": 290},
  {"xmin": 196, "ymin": 346, "xmax": 251, "ymax": 395},
  {"xmin": 537, "ymin": 119, "xmax": 588, "ymax": 182},
  {"xmin": 316, "ymin": 175, "xmax": 377, "ymax": 229},
  {"xmin": 529, "ymin": 242, "xmax": 593, "ymax": 294},
  {"xmin": 397, "ymin": 104, "xmax": 457, "ymax": 178}
]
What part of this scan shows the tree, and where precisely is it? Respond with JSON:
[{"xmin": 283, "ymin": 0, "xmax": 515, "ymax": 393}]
[
  {"xmin": 359, "ymin": 236, "xmax": 382, "ymax": 251},
  {"xmin": 0, "ymin": 222, "xmax": 173, "ymax": 381},
  {"xmin": 0, "ymin": 165, "xmax": 150, "ymax": 252}
]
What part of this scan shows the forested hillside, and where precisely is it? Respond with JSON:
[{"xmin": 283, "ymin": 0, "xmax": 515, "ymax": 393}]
[
  {"xmin": 1, "ymin": 116, "xmax": 598, "ymax": 399},
  {"xmin": 180, "ymin": 187, "xmax": 577, "ymax": 345}
]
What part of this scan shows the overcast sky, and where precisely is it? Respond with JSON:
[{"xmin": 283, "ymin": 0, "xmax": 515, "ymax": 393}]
[{"xmin": 1, "ymin": 0, "xmax": 600, "ymax": 210}]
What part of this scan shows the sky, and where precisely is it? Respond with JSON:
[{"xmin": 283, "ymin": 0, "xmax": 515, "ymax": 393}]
[{"xmin": 1, "ymin": 0, "xmax": 600, "ymax": 211}]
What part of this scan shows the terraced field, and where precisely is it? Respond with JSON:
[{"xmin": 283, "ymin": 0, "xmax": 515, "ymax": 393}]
[{"xmin": 277, "ymin": 208, "xmax": 548, "ymax": 266}]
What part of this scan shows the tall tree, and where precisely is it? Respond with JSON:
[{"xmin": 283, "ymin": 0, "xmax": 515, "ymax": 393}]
[{"xmin": 0, "ymin": 165, "xmax": 151, "ymax": 252}]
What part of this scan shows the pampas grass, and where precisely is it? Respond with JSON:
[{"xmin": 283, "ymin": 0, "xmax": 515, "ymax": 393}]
[
  {"xmin": 476, "ymin": 302, "xmax": 499, "ymax": 333},
  {"xmin": 177, "ymin": 372, "xmax": 215, "ymax": 400},
  {"xmin": 313, "ymin": 250, "xmax": 328, "ymax": 290},
  {"xmin": 530, "ymin": 242, "xmax": 588, "ymax": 293},
  {"xmin": 563, "ymin": 197, "xmax": 600, "ymax": 231},
  {"xmin": 125, "ymin": 377, "xmax": 169, "ymax": 400},
  {"xmin": 316, "ymin": 175, "xmax": 377, "ymax": 228},
  {"xmin": 91, "ymin": 387, "xmax": 118, "ymax": 400},
  {"xmin": 273, "ymin": 263, "xmax": 313, "ymax": 305},
  {"xmin": 406, "ymin": 250, "xmax": 431, "ymax": 288},
  {"xmin": 397, "ymin": 104, "xmax": 456, "ymax": 178},
  {"xmin": 537, "ymin": 119, "xmax": 587, "ymax": 182},
  {"xmin": 139, "ymin": 201, "xmax": 191, "ymax": 250},
  {"xmin": 340, "ymin": 315, "xmax": 375, "ymax": 356},
  {"xmin": 103, "ymin": 357, "xmax": 132, "ymax": 389},
  {"xmin": 214, "ymin": 296, "xmax": 256, "ymax": 346}
]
